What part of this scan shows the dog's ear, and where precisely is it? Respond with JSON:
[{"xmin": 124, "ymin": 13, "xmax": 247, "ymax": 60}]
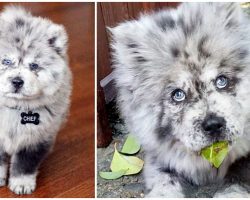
[
  {"xmin": 108, "ymin": 20, "xmax": 152, "ymax": 70},
  {"xmin": 214, "ymin": 3, "xmax": 243, "ymax": 28},
  {"xmin": 108, "ymin": 21, "xmax": 150, "ymax": 89},
  {"xmin": 0, "ymin": 6, "xmax": 68, "ymax": 57},
  {"xmin": 47, "ymin": 24, "xmax": 68, "ymax": 57},
  {"xmin": 0, "ymin": 6, "xmax": 32, "ymax": 36},
  {"xmin": 109, "ymin": 21, "xmax": 168, "ymax": 104},
  {"xmin": 108, "ymin": 22, "xmax": 139, "ymax": 54},
  {"xmin": 0, "ymin": 5, "xmax": 31, "ymax": 21}
]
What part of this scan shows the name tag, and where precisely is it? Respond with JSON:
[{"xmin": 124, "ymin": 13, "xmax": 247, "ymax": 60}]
[{"xmin": 21, "ymin": 112, "xmax": 40, "ymax": 125}]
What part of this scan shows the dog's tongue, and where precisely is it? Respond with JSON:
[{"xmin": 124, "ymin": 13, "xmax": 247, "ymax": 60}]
[{"xmin": 201, "ymin": 141, "xmax": 229, "ymax": 168}]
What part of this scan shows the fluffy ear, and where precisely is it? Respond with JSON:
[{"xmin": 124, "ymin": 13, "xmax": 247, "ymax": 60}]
[
  {"xmin": 109, "ymin": 20, "xmax": 168, "ymax": 105},
  {"xmin": 0, "ymin": 5, "xmax": 31, "ymax": 22},
  {"xmin": 108, "ymin": 21, "xmax": 140, "ymax": 50},
  {"xmin": 47, "ymin": 23, "xmax": 68, "ymax": 56},
  {"xmin": 108, "ymin": 20, "xmax": 152, "ymax": 70},
  {"xmin": 108, "ymin": 21, "xmax": 149, "ymax": 89},
  {"xmin": 0, "ymin": 5, "xmax": 31, "ymax": 33},
  {"xmin": 1, "ymin": 5, "xmax": 68, "ymax": 56},
  {"xmin": 215, "ymin": 3, "xmax": 243, "ymax": 28}
]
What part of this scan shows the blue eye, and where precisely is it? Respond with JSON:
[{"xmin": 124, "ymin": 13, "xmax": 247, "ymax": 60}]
[
  {"xmin": 216, "ymin": 75, "xmax": 228, "ymax": 89},
  {"xmin": 29, "ymin": 63, "xmax": 39, "ymax": 70},
  {"xmin": 2, "ymin": 59, "xmax": 13, "ymax": 66},
  {"xmin": 172, "ymin": 89, "xmax": 186, "ymax": 102}
]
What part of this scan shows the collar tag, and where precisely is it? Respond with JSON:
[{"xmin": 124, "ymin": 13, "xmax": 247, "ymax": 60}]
[{"xmin": 21, "ymin": 111, "xmax": 40, "ymax": 125}]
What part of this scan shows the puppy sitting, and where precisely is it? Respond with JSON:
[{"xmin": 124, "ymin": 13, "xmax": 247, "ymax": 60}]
[
  {"xmin": 0, "ymin": 6, "xmax": 72, "ymax": 194},
  {"xmin": 111, "ymin": 3, "xmax": 250, "ymax": 197}
]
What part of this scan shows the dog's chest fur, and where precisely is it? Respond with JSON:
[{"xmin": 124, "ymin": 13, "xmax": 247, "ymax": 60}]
[{"xmin": 0, "ymin": 106, "xmax": 62, "ymax": 154}]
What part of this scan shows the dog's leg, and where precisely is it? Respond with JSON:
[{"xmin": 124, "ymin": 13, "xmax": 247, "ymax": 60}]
[
  {"xmin": 0, "ymin": 149, "xmax": 8, "ymax": 187},
  {"xmin": 214, "ymin": 184, "xmax": 250, "ymax": 198},
  {"xmin": 8, "ymin": 142, "xmax": 51, "ymax": 195},
  {"xmin": 144, "ymin": 158, "xmax": 185, "ymax": 197}
]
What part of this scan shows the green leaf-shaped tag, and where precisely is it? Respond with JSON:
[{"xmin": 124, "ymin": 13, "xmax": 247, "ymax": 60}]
[
  {"xmin": 111, "ymin": 144, "xmax": 144, "ymax": 175},
  {"xmin": 201, "ymin": 141, "xmax": 229, "ymax": 168},
  {"xmin": 121, "ymin": 134, "xmax": 141, "ymax": 154},
  {"xmin": 99, "ymin": 170, "xmax": 128, "ymax": 180}
]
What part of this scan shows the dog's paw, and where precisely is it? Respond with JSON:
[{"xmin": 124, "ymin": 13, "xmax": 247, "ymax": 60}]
[
  {"xmin": 0, "ymin": 165, "xmax": 7, "ymax": 187},
  {"xmin": 146, "ymin": 182, "xmax": 185, "ymax": 198},
  {"xmin": 0, "ymin": 178, "xmax": 6, "ymax": 187},
  {"xmin": 9, "ymin": 174, "xmax": 36, "ymax": 195},
  {"xmin": 214, "ymin": 184, "xmax": 250, "ymax": 198},
  {"xmin": 146, "ymin": 189, "xmax": 184, "ymax": 198}
]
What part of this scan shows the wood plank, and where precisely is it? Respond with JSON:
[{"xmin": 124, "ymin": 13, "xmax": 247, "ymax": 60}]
[
  {"xmin": 97, "ymin": 3, "xmax": 113, "ymax": 147},
  {"xmin": 101, "ymin": 2, "xmax": 129, "ymax": 27}
]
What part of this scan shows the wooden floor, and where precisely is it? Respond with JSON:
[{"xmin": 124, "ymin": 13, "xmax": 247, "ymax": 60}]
[{"xmin": 0, "ymin": 3, "xmax": 95, "ymax": 198}]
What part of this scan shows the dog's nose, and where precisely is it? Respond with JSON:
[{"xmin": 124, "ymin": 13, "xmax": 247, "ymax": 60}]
[
  {"xmin": 202, "ymin": 113, "xmax": 225, "ymax": 134},
  {"xmin": 12, "ymin": 77, "xmax": 24, "ymax": 90}
]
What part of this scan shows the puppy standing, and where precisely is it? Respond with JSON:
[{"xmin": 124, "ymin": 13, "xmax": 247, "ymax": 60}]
[
  {"xmin": 0, "ymin": 7, "xmax": 72, "ymax": 194},
  {"xmin": 111, "ymin": 3, "xmax": 250, "ymax": 197}
]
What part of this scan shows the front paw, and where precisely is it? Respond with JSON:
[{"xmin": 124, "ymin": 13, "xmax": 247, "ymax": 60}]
[
  {"xmin": 147, "ymin": 190, "xmax": 184, "ymax": 198},
  {"xmin": 0, "ymin": 165, "xmax": 8, "ymax": 186},
  {"xmin": 9, "ymin": 174, "xmax": 36, "ymax": 195},
  {"xmin": 214, "ymin": 184, "xmax": 250, "ymax": 198},
  {"xmin": 146, "ymin": 185, "xmax": 185, "ymax": 198},
  {"xmin": 0, "ymin": 178, "xmax": 6, "ymax": 187}
]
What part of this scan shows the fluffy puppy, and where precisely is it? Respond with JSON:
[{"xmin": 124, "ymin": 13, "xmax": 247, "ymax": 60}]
[
  {"xmin": 110, "ymin": 3, "xmax": 250, "ymax": 197},
  {"xmin": 0, "ymin": 6, "xmax": 72, "ymax": 194}
]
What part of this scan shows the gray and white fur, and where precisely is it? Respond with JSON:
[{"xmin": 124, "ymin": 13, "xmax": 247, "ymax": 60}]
[
  {"xmin": 0, "ymin": 6, "xmax": 72, "ymax": 194},
  {"xmin": 110, "ymin": 3, "xmax": 250, "ymax": 197}
]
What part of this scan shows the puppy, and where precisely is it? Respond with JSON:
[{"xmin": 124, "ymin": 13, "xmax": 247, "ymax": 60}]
[
  {"xmin": 110, "ymin": 3, "xmax": 250, "ymax": 197},
  {"xmin": 0, "ymin": 6, "xmax": 72, "ymax": 194}
]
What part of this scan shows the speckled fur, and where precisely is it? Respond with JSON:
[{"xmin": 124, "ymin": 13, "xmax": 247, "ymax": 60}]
[
  {"xmin": 0, "ymin": 6, "xmax": 72, "ymax": 194},
  {"xmin": 111, "ymin": 3, "xmax": 250, "ymax": 197}
]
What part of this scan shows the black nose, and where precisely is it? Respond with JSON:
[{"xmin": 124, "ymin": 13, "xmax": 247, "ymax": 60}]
[
  {"xmin": 202, "ymin": 114, "xmax": 226, "ymax": 134},
  {"xmin": 12, "ymin": 77, "xmax": 24, "ymax": 90}
]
